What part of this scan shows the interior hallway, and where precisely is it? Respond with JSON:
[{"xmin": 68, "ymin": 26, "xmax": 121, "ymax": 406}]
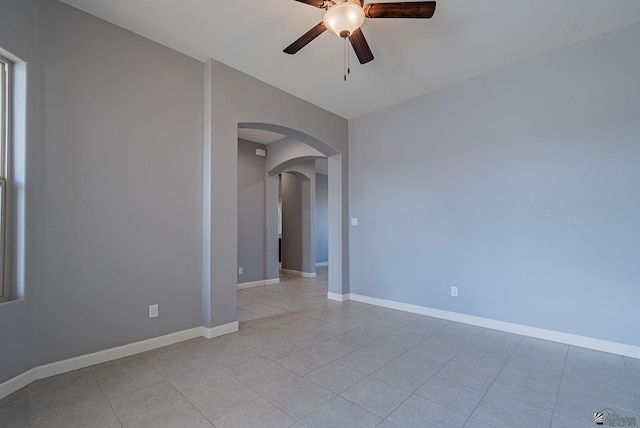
[{"xmin": 1, "ymin": 268, "xmax": 638, "ymax": 427}]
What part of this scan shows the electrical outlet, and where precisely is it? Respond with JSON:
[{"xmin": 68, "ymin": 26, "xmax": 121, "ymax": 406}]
[
  {"xmin": 238, "ymin": 267, "xmax": 243, "ymax": 275},
  {"xmin": 451, "ymin": 286, "xmax": 458, "ymax": 297},
  {"xmin": 149, "ymin": 304, "xmax": 158, "ymax": 318}
]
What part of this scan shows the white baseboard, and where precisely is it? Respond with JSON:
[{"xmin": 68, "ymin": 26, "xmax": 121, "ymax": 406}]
[
  {"xmin": 36, "ymin": 327, "xmax": 203, "ymax": 381},
  {"xmin": 280, "ymin": 269, "xmax": 316, "ymax": 278},
  {"xmin": 315, "ymin": 262, "xmax": 328, "ymax": 267},
  {"xmin": 238, "ymin": 280, "xmax": 264, "ymax": 289},
  {"xmin": 347, "ymin": 293, "xmax": 640, "ymax": 359},
  {"xmin": 327, "ymin": 292, "xmax": 348, "ymax": 302},
  {"xmin": 238, "ymin": 279, "xmax": 280, "ymax": 289},
  {"xmin": 0, "ymin": 368, "xmax": 36, "ymax": 401},
  {"xmin": 201, "ymin": 321, "xmax": 239, "ymax": 339},
  {"xmin": 0, "ymin": 323, "xmax": 239, "ymax": 400}
]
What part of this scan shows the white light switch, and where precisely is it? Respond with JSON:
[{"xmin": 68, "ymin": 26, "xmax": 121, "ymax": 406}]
[{"xmin": 351, "ymin": 218, "xmax": 359, "ymax": 226}]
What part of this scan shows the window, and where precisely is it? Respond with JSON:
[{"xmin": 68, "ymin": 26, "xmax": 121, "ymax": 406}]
[{"xmin": 0, "ymin": 55, "xmax": 9, "ymax": 302}]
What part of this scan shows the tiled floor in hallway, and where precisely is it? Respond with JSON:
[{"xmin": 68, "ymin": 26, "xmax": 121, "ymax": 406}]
[{"xmin": 2, "ymin": 268, "xmax": 639, "ymax": 427}]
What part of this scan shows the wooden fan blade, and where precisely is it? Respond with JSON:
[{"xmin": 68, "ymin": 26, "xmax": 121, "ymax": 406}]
[
  {"xmin": 349, "ymin": 28, "xmax": 374, "ymax": 64},
  {"xmin": 294, "ymin": 0, "xmax": 326, "ymax": 8},
  {"xmin": 284, "ymin": 22, "xmax": 327, "ymax": 54},
  {"xmin": 364, "ymin": 1, "xmax": 436, "ymax": 18}
]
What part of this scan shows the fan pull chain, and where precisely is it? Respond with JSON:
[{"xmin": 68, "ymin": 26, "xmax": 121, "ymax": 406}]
[
  {"xmin": 348, "ymin": 45, "xmax": 351, "ymax": 77},
  {"xmin": 342, "ymin": 35, "xmax": 352, "ymax": 82},
  {"xmin": 343, "ymin": 36, "xmax": 348, "ymax": 81}
]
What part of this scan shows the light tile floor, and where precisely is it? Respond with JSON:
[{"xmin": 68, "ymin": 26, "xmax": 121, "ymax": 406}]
[{"xmin": 2, "ymin": 268, "xmax": 639, "ymax": 427}]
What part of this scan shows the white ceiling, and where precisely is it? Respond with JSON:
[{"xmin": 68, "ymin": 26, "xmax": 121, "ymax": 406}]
[
  {"xmin": 237, "ymin": 128, "xmax": 286, "ymax": 145},
  {"xmin": 59, "ymin": 0, "xmax": 640, "ymax": 119}
]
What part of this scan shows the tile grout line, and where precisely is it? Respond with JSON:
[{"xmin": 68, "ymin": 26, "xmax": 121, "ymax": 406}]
[
  {"xmin": 91, "ymin": 365, "xmax": 126, "ymax": 428},
  {"xmin": 213, "ymin": 321, "xmax": 335, "ymax": 424},
  {"xmin": 362, "ymin": 324, "xmax": 488, "ymax": 426},
  {"xmin": 622, "ymin": 357, "xmax": 640, "ymax": 419},
  {"xmin": 157, "ymin": 365, "xmax": 217, "ymax": 427},
  {"xmin": 549, "ymin": 342, "xmax": 570, "ymax": 425},
  {"xmin": 234, "ymin": 287, "xmax": 442, "ymax": 425},
  {"xmin": 458, "ymin": 333, "xmax": 526, "ymax": 427}
]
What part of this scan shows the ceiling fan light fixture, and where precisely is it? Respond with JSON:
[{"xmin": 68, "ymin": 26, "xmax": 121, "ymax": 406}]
[{"xmin": 323, "ymin": 1, "xmax": 365, "ymax": 38}]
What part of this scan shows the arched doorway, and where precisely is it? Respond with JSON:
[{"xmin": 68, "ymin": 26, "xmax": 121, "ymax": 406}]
[
  {"xmin": 236, "ymin": 122, "xmax": 341, "ymax": 295},
  {"xmin": 202, "ymin": 59, "xmax": 348, "ymax": 336}
]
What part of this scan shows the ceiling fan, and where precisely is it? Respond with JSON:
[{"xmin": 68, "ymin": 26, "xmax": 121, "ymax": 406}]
[{"xmin": 284, "ymin": 0, "xmax": 437, "ymax": 66}]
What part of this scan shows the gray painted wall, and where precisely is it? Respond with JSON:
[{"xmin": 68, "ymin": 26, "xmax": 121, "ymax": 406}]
[
  {"xmin": 283, "ymin": 162, "xmax": 317, "ymax": 275},
  {"xmin": 237, "ymin": 139, "xmax": 266, "ymax": 284},
  {"xmin": 281, "ymin": 165, "xmax": 317, "ymax": 275},
  {"xmin": 316, "ymin": 174, "xmax": 329, "ymax": 264},
  {"xmin": 204, "ymin": 59, "xmax": 349, "ymax": 327},
  {"xmin": 349, "ymin": 23, "xmax": 640, "ymax": 346},
  {"xmin": 0, "ymin": 0, "xmax": 37, "ymax": 384},
  {"xmin": 35, "ymin": 0, "xmax": 204, "ymax": 365},
  {"xmin": 281, "ymin": 173, "xmax": 304, "ymax": 273},
  {"xmin": 0, "ymin": 0, "xmax": 349, "ymax": 385}
]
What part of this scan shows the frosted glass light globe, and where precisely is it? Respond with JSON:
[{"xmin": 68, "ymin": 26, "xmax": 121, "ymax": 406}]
[{"xmin": 323, "ymin": 2, "xmax": 365, "ymax": 38}]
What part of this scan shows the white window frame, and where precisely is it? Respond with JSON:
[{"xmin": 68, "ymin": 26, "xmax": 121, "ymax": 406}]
[{"xmin": 0, "ymin": 54, "xmax": 10, "ymax": 302}]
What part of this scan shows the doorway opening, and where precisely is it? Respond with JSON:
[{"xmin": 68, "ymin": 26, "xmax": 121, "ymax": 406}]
[{"xmin": 236, "ymin": 123, "xmax": 343, "ymax": 306}]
